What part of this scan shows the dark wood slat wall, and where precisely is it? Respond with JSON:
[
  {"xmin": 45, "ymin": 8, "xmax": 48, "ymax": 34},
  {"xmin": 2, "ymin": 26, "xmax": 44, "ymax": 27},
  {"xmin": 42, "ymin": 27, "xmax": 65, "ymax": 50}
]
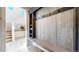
[
  {"xmin": 32, "ymin": 13, "xmax": 36, "ymax": 38},
  {"xmin": 76, "ymin": 8, "xmax": 79, "ymax": 51},
  {"xmin": 29, "ymin": 13, "xmax": 36, "ymax": 38}
]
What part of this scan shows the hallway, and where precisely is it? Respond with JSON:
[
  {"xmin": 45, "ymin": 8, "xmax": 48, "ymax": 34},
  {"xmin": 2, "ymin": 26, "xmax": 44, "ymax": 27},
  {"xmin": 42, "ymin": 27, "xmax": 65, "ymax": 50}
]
[{"xmin": 0, "ymin": 7, "xmax": 79, "ymax": 52}]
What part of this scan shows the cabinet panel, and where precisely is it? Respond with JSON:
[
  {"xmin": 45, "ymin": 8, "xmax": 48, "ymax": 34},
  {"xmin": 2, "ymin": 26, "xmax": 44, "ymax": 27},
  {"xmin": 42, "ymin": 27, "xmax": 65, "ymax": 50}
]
[
  {"xmin": 64, "ymin": 9, "xmax": 75, "ymax": 51},
  {"xmin": 36, "ymin": 20, "xmax": 41, "ymax": 40},
  {"xmin": 57, "ymin": 9, "xmax": 75, "ymax": 51},
  {"xmin": 56, "ymin": 13, "xmax": 64, "ymax": 46},
  {"xmin": 36, "ymin": 8, "xmax": 76, "ymax": 52},
  {"xmin": 48, "ymin": 15, "xmax": 56, "ymax": 44},
  {"xmin": 40, "ymin": 19, "xmax": 44, "ymax": 40},
  {"xmin": 36, "ymin": 15, "xmax": 56, "ymax": 44}
]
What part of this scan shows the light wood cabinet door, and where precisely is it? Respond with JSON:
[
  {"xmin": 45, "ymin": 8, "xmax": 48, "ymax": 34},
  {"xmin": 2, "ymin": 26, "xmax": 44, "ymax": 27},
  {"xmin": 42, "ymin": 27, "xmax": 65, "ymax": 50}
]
[
  {"xmin": 47, "ymin": 15, "xmax": 56, "ymax": 45},
  {"xmin": 56, "ymin": 9, "xmax": 75, "ymax": 51},
  {"xmin": 36, "ymin": 8, "xmax": 76, "ymax": 52},
  {"xmin": 36, "ymin": 20, "xmax": 41, "ymax": 40}
]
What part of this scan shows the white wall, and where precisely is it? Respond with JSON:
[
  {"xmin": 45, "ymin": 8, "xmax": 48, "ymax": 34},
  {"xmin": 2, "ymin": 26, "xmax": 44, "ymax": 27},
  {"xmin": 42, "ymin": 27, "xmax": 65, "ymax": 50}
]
[
  {"xmin": 0, "ymin": 8, "xmax": 5, "ymax": 52},
  {"xmin": 6, "ymin": 7, "xmax": 26, "ymax": 31}
]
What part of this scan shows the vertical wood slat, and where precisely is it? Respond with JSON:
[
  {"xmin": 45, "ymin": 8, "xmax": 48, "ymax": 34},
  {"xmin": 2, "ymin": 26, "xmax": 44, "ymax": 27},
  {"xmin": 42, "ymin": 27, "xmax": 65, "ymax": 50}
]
[
  {"xmin": 36, "ymin": 8, "xmax": 76, "ymax": 51},
  {"xmin": 36, "ymin": 20, "xmax": 41, "ymax": 40},
  {"xmin": 47, "ymin": 15, "xmax": 56, "ymax": 44},
  {"xmin": 56, "ymin": 9, "xmax": 75, "ymax": 51}
]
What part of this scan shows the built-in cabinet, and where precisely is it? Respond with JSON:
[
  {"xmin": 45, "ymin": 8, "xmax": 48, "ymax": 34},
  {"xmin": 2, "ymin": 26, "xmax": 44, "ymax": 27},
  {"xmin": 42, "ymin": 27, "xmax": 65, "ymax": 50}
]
[
  {"xmin": 28, "ymin": 7, "xmax": 79, "ymax": 52},
  {"xmin": 56, "ymin": 9, "xmax": 75, "ymax": 51},
  {"xmin": 36, "ymin": 8, "xmax": 76, "ymax": 51}
]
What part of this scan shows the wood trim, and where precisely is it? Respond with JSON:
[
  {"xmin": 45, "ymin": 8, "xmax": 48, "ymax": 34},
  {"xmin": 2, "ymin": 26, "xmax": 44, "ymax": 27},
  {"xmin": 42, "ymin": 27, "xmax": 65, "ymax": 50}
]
[
  {"xmin": 75, "ymin": 8, "xmax": 79, "ymax": 51},
  {"xmin": 29, "ymin": 7, "xmax": 43, "ymax": 14},
  {"xmin": 36, "ymin": 7, "xmax": 74, "ymax": 20}
]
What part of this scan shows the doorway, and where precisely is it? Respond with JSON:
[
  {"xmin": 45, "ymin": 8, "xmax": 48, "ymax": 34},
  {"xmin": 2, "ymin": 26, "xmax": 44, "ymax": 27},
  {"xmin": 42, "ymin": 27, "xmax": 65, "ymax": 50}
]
[{"xmin": 5, "ymin": 7, "xmax": 28, "ymax": 52}]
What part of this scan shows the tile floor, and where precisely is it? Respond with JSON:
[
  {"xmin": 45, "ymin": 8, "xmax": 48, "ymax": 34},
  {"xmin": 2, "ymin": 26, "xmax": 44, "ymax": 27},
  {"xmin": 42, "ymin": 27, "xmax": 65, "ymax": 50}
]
[
  {"xmin": 6, "ymin": 38, "xmax": 28, "ymax": 52},
  {"xmin": 6, "ymin": 38, "xmax": 43, "ymax": 52}
]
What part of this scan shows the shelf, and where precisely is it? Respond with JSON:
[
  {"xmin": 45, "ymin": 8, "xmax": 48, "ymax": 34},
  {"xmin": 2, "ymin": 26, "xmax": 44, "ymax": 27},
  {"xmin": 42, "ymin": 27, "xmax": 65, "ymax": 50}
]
[{"xmin": 29, "ymin": 12, "xmax": 36, "ymax": 38}]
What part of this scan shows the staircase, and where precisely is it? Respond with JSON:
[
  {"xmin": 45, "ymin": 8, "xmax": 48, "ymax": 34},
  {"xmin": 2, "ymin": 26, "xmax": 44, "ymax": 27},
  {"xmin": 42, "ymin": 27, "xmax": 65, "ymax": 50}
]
[{"xmin": 6, "ymin": 31, "xmax": 12, "ymax": 42}]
